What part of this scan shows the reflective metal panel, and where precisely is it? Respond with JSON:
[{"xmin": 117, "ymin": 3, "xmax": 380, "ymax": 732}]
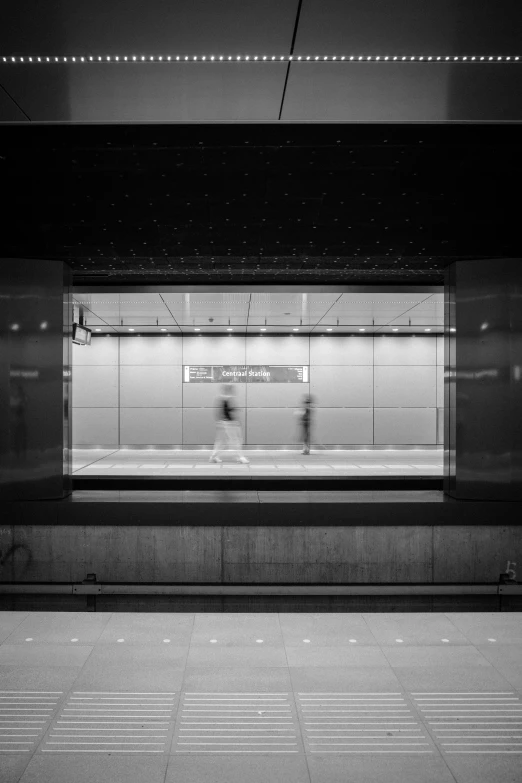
[
  {"xmin": 444, "ymin": 259, "xmax": 522, "ymax": 500},
  {"xmin": 0, "ymin": 259, "xmax": 72, "ymax": 500}
]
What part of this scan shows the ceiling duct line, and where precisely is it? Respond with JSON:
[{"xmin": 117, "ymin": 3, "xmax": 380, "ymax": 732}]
[{"xmin": 278, "ymin": 0, "xmax": 304, "ymax": 121}]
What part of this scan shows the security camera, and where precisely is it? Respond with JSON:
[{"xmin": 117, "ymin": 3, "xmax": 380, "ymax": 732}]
[{"xmin": 209, "ymin": 317, "xmax": 214, "ymax": 322}]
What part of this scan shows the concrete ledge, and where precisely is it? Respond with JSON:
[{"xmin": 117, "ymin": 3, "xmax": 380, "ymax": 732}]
[
  {"xmin": 1, "ymin": 582, "xmax": 520, "ymax": 595},
  {"xmin": 3, "ymin": 498, "xmax": 522, "ymax": 525}
]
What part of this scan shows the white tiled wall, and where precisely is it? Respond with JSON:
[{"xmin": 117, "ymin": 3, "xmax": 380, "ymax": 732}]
[
  {"xmin": 374, "ymin": 407, "xmax": 437, "ymax": 445},
  {"xmin": 120, "ymin": 334, "xmax": 182, "ymax": 365},
  {"xmin": 374, "ymin": 366, "xmax": 437, "ymax": 408},
  {"xmin": 120, "ymin": 408, "xmax": 182, "ymax": 445},
  {"xmin": 246, "ymin": 408, "xmax": 304, "ymax": 445},
  {"xmin": 314, "ymin": 408, "xmax": 373, "ymax": 445},
  {"xmin": 72, "ymin": 407, "xmax": 119, "ymax": 445},
  {"xmin": 311, "ymin": 365, "xmax": 373, "ymax": 407},
  {"xmin": 373, "ymin": 334, "xmax": 436, "ymax": 365},
  {"xmin": 72, "ymin": 334, "xmax": 443, "ymax": 446},
  {"xmin": 183, "ymin": 407, "xmax": 246, "ymax": 445},
  {"xmin": 120, "ymin": 366, "xmax": 181, "ymax": 407},
  {"xmin": 73, "ymin": 366, "xmax": 119, "ymax": 407},
  {"xmin": 310, "ymin": 335, "xmax": 372, "ymax": 365}
]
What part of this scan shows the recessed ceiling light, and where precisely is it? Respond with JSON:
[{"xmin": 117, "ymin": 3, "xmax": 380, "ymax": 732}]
[
  {"xmin": 194, "ymin": 328, "xmax": 200, "ymax": 331},
  {"xmin": 260, "ymin": 327, "xmax": 266, "ymax": 331},
  {"xmin": 326, "ymin": 328, "xmax": 333, "ymax": 331},
  {"xmin": 359, "ymin": 328, "xmax": 365, "ymax": 332},
  {"xmin": 424, "ymin": 328, "xmax": 431, "ymax": 332},
  {"xmin": 226, "ymin": 327, "xmax": 233, "ymax": 331},
  {"xmin": 95, "ymin": 328, "xmax": 101, "ymax": 332},
  {"xmin": 128, "ymin": 328, "xmax": 134, "ymax": 331},
  {"xmin": 392, "ymin": 328, "xmax": 399, "ymax": 331},
  {"xmin": 293, "ymin": 328, "xmax": 299, "ymax": 331},
  {"xmin": 160, "ymin": 328, "xmax": 167, "ymax": 331}
]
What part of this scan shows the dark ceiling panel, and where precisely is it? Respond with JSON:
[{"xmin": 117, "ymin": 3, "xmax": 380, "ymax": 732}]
[
  {"xmin": 1, "ymin": 123, "xmax": 519, "ymax": 286},
  {"xmin": 1, "ymin": 0, "xmax": 299, "ymax": 54},
  {"xmin": 294, "ymin": 0, "xmax": 522, "ymax": 56},
  {"xmin": 0, "ymin": 63, "xmax": 288, "ymax": 121},
  {"xmin": 282, "ymin": 63, "xmax": 522, "ymax": 122}
]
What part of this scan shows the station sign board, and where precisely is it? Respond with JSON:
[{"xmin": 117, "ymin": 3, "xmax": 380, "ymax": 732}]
[{"xmin": 184, "ymin": 365, "xmax": 309, "ymax": 383}]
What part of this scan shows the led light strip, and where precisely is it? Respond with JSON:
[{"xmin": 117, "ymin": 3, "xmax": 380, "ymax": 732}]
[{"xmin": 1, "ymin": 54, "xmax": 521, "ymax": 64}]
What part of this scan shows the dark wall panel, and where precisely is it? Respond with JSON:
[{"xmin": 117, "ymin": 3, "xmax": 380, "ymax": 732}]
[
  {"xmin": 444, "ymin": 258, "xmax": 522, "ymax": 500},
  {"xmin": 0, "ymin": 63, "xmax": 288, "ymax": 122},
  {"xmin": 0, "ymin": 259, "xmax": 72, "ymax": 500},
  {"xmin": 283, "ymin": 64, "xmax": 522, "ymax": 122},
  {"xmin": 0, "ymin": 0, "xmax": 299, "ymax": 55},
  {"xmin": 294, "ymin": 0, "xmax": 522, "ymax": 55}
]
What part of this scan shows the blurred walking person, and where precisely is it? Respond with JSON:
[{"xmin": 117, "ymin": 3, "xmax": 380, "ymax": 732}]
[
  {"xmin": 299, "ymin": 394, "xmax": 314, "ymax": 455},
  {"xmin": 210, "ymin": 384, "xmax": 249, "ymax": 463}
]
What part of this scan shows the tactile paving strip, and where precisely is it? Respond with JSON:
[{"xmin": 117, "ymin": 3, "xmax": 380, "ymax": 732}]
[
  {"xmin": 174, "ymin": 693, "xmax": 301, "ymax": 753},
  {"xmin": 42, "ymin": 692, "xmax": 177, "ymax": 753},
  {"xmin": 0, "ymin": 691, "xmax": 62, "ymax": 753},
  {"xmin": 413, "ymin": 692, "xmax": 522, "ymax": 754},
  {"xmin": 297, "ymin": 692, "xmax": 432, "ymax": 754}
]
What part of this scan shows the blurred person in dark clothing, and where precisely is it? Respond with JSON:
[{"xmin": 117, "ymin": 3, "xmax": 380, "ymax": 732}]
[{"xmin": 299, "ymin": 394, "xmax": 314, "ymax": 455}]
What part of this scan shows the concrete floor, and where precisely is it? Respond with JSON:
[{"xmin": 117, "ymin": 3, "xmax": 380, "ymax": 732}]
[
  {"xmin": 1, "ymin": 611, "xmax": 521, "ymax": 782},
  {"xmin": 73, "ymin": 449, "xmax": 443, "ymax": 477}
]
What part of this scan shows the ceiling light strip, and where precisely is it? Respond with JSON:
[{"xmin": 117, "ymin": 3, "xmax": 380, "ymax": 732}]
[{"xmin": 1, "ymin": 55, "xmax": 520, "ymax": 64}]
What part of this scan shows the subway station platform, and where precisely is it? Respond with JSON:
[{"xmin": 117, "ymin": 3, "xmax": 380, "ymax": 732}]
[
  {"xmin": 73, "ymin": 449, "xmax": 443, "ymax": 477},
  {"xmin": 1, "ymin": 611, "xmax": 522, "ymax": 783},
  {"xmin": 72, "ymin": 448, "xmax": 443, "ymax": 491}
]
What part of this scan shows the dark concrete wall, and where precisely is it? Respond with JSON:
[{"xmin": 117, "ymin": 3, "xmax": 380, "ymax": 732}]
[{"xmin": 1, "ymin": 524, "xmax": 520, "ymax": 585}]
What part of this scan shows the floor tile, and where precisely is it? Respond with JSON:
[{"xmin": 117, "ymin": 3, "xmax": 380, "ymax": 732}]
[
  {"xmin": 0, "ymin": 754, "xmax": 32, "ymax": 783},
  {"xmin": 186, "ymin": 647, "xmax": 288, "ymax": 668},
  {"xmin": 97, "ymin": 613, "xmax": 193, "ymax": 644},
  {"xmin": 0, "ymin": 613, "xmax": 28, "ymax": 644},
  {"xmin": 0, "ymin": 690, "xmax": 62, "ymax": 757},
  {"xmin": 289, "ymin": 667, "xmax": 402, "ymax": 693},
  {"xmin": 444, "ymin": 613, "xmax": 522, "ymax": 645},
  {"xmin": 285, "ymin": 647, "xmax": 390, "ymax": 668},
  {"xmin": 0, "ymin": 645, "xmax": 93, "ymax": 668},
  {"xmin": 381, "ymin": 646, "xmax": 491, "ymax": 668},
  {"xmin": 391, "ymin": 665, "xmax": 515, "ymax": 692},
  {"xmin": 70, "ymin": 645, "xmax": 188, "ymax": 691},
  {"xmin": 191, "ymin": 614, "xmax": 282, "ymax": 645},
  {"xmin": 18, "ymin": 754, "xmax": 169, "ymax": 782},
  {"xmin": 443, "ymin": 753, "xmax": 522, "ymax": 782},
  {"xmin": 73, "ymin": 448, "xmax": 444, "ymax": 477},
  {"xmin": 189, "ymin": 632, "xmax": 284, "ymax": 647},
  {"xmin": 279, "ymin": 615, "xmax": 377, "ymax": 647},
  {"xmin": 166, "ymin": 755, "xmax": 311, "ymax": 781},
  {"xmin": 307, "ymin": 755, "xmax": 455, "ymax": 782},
  {"xmin": 475, "ymin": 644, "xmax": 522, "ymax": 689},
  {"xmin": 363, "ymin": 614, "xmax": 470, "ymax": 646},
  {"xmin": 0, "ymin": 666, "xmax": 84, "ymax": 692},
  {"xmin": 181, "ymin": 667, "xmax": 292, "ymax": 693},
  {"xmin": 39, "ymin": 690, "xmax": 178, "ymax": 756},
  {"xmin": 171, "ymin": 690, "xmax": 303, "ymax": 755},
  {"xmin": 5, "ymin": 613, "xmax": 112, "ymax": 646}
]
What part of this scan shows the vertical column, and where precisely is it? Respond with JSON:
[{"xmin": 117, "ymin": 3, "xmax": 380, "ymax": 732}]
[
  {"xmin": 444, "ymin": 259, "xmax": 522, "ymax": 500},
  {"xmin": 0, "ymin": 258, "xmax": 72, "ymax": 500}
]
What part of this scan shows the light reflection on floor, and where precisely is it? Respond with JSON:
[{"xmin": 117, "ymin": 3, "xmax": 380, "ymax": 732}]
[{"xmin": 72, "ymin": 449, "xmax": 443, "ymax": 477}]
